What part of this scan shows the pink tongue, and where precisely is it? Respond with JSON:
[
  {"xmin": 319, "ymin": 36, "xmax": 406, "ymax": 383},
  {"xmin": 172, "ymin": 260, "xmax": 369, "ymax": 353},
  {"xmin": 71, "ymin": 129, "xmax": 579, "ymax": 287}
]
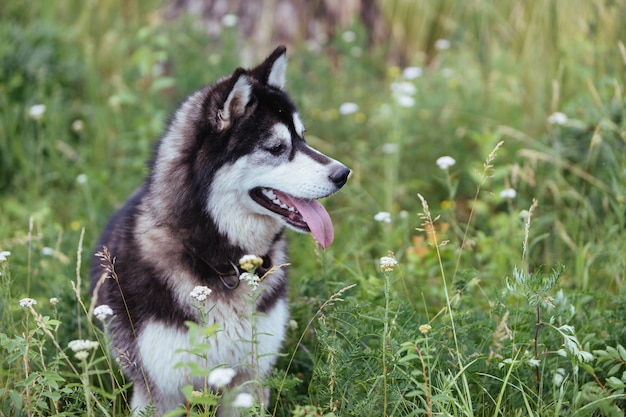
[{"xmin": 278, "ymin": 193, "xmax": 334, "ymax": 249}]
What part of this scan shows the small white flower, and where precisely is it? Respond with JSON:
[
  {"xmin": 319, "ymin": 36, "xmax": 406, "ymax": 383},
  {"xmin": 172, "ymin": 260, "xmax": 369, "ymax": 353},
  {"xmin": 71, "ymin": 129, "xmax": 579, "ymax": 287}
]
[
  {"xmin": 548, "ymin": 112, "xmax": 568, "ymax": 125},
  {"xmin": 239, "ymin": 272, "xmax": 260, "ymax": 289},
  {"xmin": 221, "ymin": 14, "xmax": 238, "ymax": 27},
  {"xmin": 190, "ymin": 286, "xmax": 213, "ymax": 302},
  {"xmin": 28, "ymin": 104, "xmax": 46, "ymax": 120},
  {"xmin": 499, "ymin": 188, "xmax": 517, "ymax": 199},
  {"xmin": 68, "ymin": 339, "xmax": 99, "ymax": 352},
  {"xmin": 435, "ymin": 38, "xmax": 451, "ymax": 50},
  {"xmin": 436, "ymin": 156, "xmax": 456, "ymax": 170},
  {"xmin": 288, "ymin": 319, "xmax": 298, "ymax": 330},
  {"xmin": 71, "ymin": 119, "xmax": 84, "ymax": 132},
  {"xmin": 395, "ymin": 95, "xmax": 415, "ymax": 108},
  {"xmin": 239, "ymin": 254, "xmax": 263, "ymax": 271},
  {"xmin": 374, "ymin": 212, "xmax": 391, "ymax": 223},
  {"xmin": 233, "ymin": 392, "xmax": 254, "ymax": 408},
  {"xmin": 208, "ymin": 367, "xmax": 236, "ymax": 388},
  {"xmin": 391, "ymin": 81, "xmax": 417, "ymax": 97},
  {"xmin": 76, "ymin": 174, "xmax": 88, "ymax": 185},
  {"xmin": 519, "ymin": 209, "xmax": 530, "ymax": 220},
  {"xmin": 0, "ymin": 251, "xmax": 11, "ymax": 262},
  {"xmin": 391, "ymin": 81, "xmax": 417, "ymax": 107},
  {"xmin": 94, "ymin": 304, "xmax": 114, "ymax": 321},
  {"xmin": 402, "ymin": 66, "xmax": 423, "ymax": 80},
  {"xmin": 49, "ymin": 297, "xmax": 59, "ymax": 305},
  {"xmin": 339, "ymin": 102, "xmax": 359, "ymax": 115},
  {"xmin": 74, "ymin": 351, "xmax": 89, "ymax": 361},
  {"xmin": 419, "ymin": 324, "xmax": 432, "ymax": 335},
  {"xmin": 239, "ymin": 254, "xmax": 261, "ymax": 264},
  {"xmin": 341, "ymin": 30, "xmax": 356, "ymax": 43},
  {"xmin": 19, "ymin": 298, "xmax": 37, "ymax": 308},
  {"xmin": 379, "ymin": 256, "xmax": 398, "ymax": 272},
  {"xmin": 41, "ymin": 247, "xmax": 54, "ymax": 256}
]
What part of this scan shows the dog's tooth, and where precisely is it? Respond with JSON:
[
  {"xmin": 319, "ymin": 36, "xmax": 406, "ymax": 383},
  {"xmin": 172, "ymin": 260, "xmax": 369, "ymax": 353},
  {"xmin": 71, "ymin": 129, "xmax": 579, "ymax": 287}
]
[
  {"xmin": 288, "ymin": 207, "xmax": 295, "ymax": 212},
  {"xmin": 280, "ymin": 204, "xmax": 288, "ymax": 209}
]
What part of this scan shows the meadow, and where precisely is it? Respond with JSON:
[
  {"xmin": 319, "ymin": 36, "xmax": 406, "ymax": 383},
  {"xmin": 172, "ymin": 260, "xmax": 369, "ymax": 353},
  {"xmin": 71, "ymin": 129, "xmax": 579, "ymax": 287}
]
[{"xmin": 1, "ymin": 0, "xmax": 626, "ymax": 416}]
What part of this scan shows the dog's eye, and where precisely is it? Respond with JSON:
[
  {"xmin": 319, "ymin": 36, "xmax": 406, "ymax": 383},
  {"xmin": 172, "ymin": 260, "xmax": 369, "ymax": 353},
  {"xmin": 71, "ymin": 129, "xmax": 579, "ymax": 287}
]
[{"xmin": 266, "ymin": 143, "xmax": 286, "ymax": 156}]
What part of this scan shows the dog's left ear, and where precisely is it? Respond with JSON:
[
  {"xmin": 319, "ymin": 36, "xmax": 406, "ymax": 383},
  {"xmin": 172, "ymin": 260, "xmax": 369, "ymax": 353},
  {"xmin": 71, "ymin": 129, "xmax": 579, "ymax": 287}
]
[
  {"xmin": 217, "ymin": 71, "xmax": 252, "ymax": 131},
  {"xmin": 251, "ymin": 45, "xmax": 287, "ymax": 89}
]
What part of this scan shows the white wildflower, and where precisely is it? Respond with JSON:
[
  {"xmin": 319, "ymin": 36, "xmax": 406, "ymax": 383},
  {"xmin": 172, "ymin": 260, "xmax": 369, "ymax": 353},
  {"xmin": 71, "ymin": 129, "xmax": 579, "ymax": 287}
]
[
  {"xmin": 233, "ymin": 392, "xmax": 255, "ymax": 408},
  {"xmin": 499, "ymin": 188, "xmax": 517, "ymax": 199},
  {"xmin": 239, "ymin": 254, "xmax": 263, "ymax": 271},
  {"xmin": 402, "ymin": 66, "xmax": 423, "ymax": 80},
  {"xmin": 548, "ymin": 112, "xmax": 568, "ymax": 125},
  {"xmin": 41, "ymin": 247, "xmax": 54, "ymax": 256},
  {"xmin": 436, "ymin": 156, "xmax": 456, "ymax": 170},
  {"xmin": 0, "ymin": 251, "xmax": 11, "ymax": 262},
  {"xmin": 68, "ymin": 339, "xmax": 99, "ymax": 352},
  {"xmin": 208, "ymin": 367, "xmax": 236, "ymax": 388},
  {"xmin": 390, "ymin": 81, "xmax": 417, "ymax": 107},
  {"xmin": 419, "ymin": 324, "xmax": 432, "ymax": 335},
  {"xmin": 240, "ymin": 272, "xmax": 261, "ymax": 289},
  {"xmin": 380, "ymin": 256, "xmax": 398, "ymax": 272},
  {"xmin": 49, "ymin": 297, "xmax": 59, "ymax": 305},
  {"xmin": 76, "ymin": 174, "xmax": 88, "ymax": 185},
  {"xmin": 221, "ymin": 14, "xmax": 238, "ymax": 27},
  {"xmin": 190, "ymin": 286, "xmax": 213, "ymax": 302},
  {"xmin": 395, "ymin": 95, "xmax": 415, "ymax": 108},
  {"xmin": 71, "ymin": 119, "xmax": 84, "ymax": 132},
  {"xmin": 19, "ymin": 298, "xmax": 37, "ymax": 308},
  {"xmin": 338, "ymin": 102, "xmax": 359, "ymax": 115},
  {"xmin": 93, "ymin": 304, "xmax": 114, "ymax": 321},
  {"xmin": 28, "ymin": 104, "xmax": 46, "ymax": 120},
  {"xmin": 435, "ymin": 38, "xmax": 451, "ymax": 50},
  {"xmin": 74, "ymin": 351, "xmax": 89, "ymax": 361},
  {"xmin": 374, "ymin": 211, "xmax": 391, "ymax": 223},
  {"xmin": 391, "ymin": 81, "xmax": 416, "ymax": 97},
  {"xmin": 341, "ymin": 30, "xmax": 356, "ymax": 43}
]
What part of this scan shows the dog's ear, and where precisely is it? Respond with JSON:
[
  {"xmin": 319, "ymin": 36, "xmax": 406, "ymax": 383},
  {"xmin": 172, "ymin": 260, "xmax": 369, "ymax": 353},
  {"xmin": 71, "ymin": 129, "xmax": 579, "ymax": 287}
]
[
  {"xmin": 217, "ymin": 71, "xmax": 253, "ymax": 131},
  {"xmin": 250, "ymin": 45, "xmax": 287, "ymax": 89}
]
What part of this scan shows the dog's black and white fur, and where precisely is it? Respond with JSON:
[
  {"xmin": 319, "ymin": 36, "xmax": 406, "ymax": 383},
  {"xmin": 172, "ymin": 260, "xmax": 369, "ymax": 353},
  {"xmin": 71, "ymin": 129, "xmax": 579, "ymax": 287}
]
[{"xmin": 90, "ymin": 46, "xmax": 349, "ymax": 416}]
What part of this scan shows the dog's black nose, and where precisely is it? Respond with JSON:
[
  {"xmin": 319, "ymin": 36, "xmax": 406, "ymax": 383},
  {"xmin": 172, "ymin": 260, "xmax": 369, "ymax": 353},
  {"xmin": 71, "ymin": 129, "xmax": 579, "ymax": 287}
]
[{"xmin": 329, "ymin": 166, "xmax": 351, "ymax": 188}]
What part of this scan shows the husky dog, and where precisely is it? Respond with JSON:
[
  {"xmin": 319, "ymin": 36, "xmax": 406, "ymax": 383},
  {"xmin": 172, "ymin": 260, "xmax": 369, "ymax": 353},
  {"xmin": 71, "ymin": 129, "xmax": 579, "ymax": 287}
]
[{"xmin": 90, "ymin": 46, "xmax": 349, "ymax": 416}]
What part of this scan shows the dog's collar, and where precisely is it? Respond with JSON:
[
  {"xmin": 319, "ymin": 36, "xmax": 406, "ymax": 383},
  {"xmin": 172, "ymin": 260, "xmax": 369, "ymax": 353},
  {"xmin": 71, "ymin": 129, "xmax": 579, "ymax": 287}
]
[{"xmin": 183, "ymin": 244, "xmax": 271, "ymax": 290}]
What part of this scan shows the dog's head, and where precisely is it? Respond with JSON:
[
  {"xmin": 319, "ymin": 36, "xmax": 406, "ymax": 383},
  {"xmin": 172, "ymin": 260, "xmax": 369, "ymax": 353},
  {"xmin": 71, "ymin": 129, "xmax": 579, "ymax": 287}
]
[{"xmin": 157, "ymin": 46, "xmax": 349, "ymax": 252}]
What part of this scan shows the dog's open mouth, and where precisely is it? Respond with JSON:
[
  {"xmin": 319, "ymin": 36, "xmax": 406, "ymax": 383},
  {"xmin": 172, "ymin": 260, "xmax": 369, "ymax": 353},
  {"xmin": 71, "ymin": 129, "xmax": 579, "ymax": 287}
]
[{"xmin": 250, "ymin": 187, "xmax": 334, "ymax": 249}]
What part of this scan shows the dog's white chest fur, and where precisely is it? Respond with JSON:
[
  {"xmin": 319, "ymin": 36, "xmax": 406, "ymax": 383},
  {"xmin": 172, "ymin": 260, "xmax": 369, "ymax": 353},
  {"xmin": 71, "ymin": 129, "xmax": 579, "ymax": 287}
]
[{"xmin": 137, "ymin": 297, "xmax": 288, "ymax": 401}]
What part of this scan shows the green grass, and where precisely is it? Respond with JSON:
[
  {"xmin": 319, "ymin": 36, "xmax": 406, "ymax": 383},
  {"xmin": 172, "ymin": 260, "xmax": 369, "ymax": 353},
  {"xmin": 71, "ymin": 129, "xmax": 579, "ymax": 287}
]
[{"xmin": 2, "ymin": 0, "xmax": 626, "ymax": 416}]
